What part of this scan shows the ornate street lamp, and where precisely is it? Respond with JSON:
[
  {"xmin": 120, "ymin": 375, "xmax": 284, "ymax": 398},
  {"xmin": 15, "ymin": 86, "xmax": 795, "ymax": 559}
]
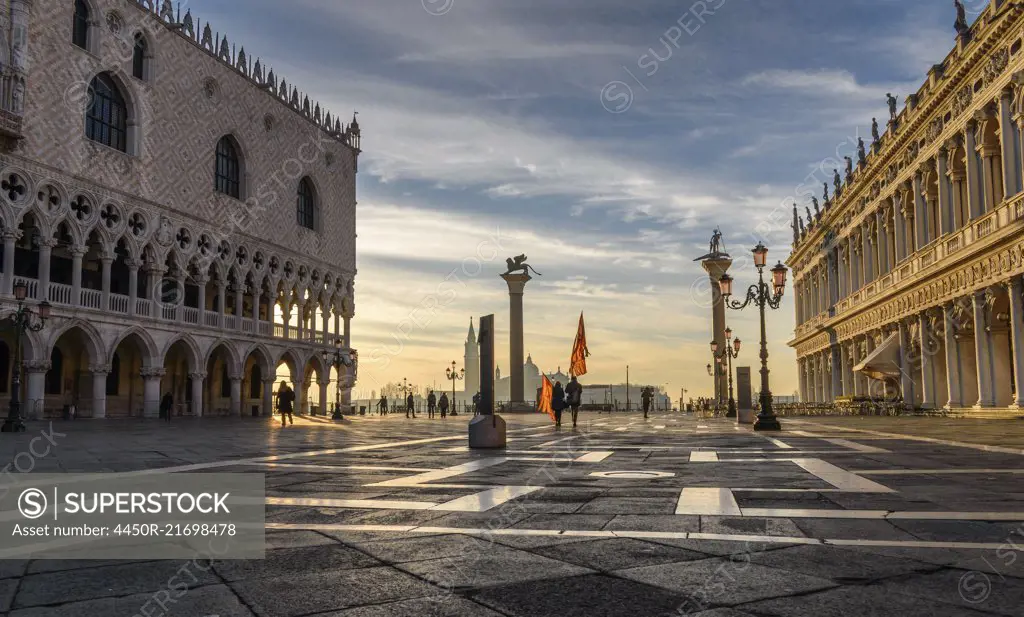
[
  {"xmin": 711, "ymin": 329, "xmax": 741, "ymax": 417},
  {"xmin": 719, "ymin": 242, "xmax": 788, "ymax": 431},
  {"xmin": 3, "ymin": 282, "xmax": 51, "ymax": 433},
  {"xmin": 402, "ymin": 377, "xmax": 416, "ymax": 418},
  {"xmin": 320, "ymin": 338, "xmax": 355, "ymax": 420},
  {"xmin": 445, "ymin": 360, "xmax": 464, "ymax": 416}
]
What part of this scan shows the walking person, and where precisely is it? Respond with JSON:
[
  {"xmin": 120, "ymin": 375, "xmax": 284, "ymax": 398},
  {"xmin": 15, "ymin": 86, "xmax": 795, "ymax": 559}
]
[
  {"xmin": 378, "ymin": 395, "xmax": 388, "ymax": 416},
  {"xmin": 277, "ymin": 381, "xmax": 295, "ymax": 426},
  {"xmin": 406, "ymin": 392, "xmax": 416, "ymax": 418},
  {"xmin": 565, "ymin": 376, "xmax": 583, "ymax": 428},
  {"xmin": 642, "ymin": 387, "xmax": 652, "ymax": 419},
  {"xmin": 439, "ymin": 392, "xmax": 449, "ymax": 418},
  {"xmin": 160, "ymin": 392, "xmax": 173, "ymax": 422},
  {"xmin": 427, "ymin": 390, "xmax": 437, "ymax": 419},
  {"xmin": 551, "ymin": 380, "xmax": 566, "ymax": 428}
]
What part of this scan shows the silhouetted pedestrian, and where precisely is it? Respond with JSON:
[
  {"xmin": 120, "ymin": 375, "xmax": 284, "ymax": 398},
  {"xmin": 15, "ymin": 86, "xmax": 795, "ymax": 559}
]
[
  {"xmin": 565, "ymin": 376, "xmax": 583, "ymax": 428},
  {"xmin": 277, "ymin": 381, "xmax": 294, "ymax": 426}
]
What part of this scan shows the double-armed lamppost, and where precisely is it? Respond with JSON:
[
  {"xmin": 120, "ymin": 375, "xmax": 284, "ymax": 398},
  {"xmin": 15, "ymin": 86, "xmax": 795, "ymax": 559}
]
[
  {"xmin": 3, "ymin": 282, "xmax": 51, "ymax": 433},
  {"xmin": 706, "ymin": 360, "xmax": 726, "ymax": 413},
  {"xmin": 711, "ymin": 327, "xmax": 741, "ymax": 417},
  {"xmin": 403, "ymin": 377, "xmax": 416, "ymax": 418},
  {"xmin": 321, "ymin": 338, "xmax": 356, "ymax": 420},
  {"xmin": 446, "ymin": 360, "xmax": 463, "ymax": 414},
  {"xmin": 718, "ymin": 242, "xmax": 788, "ymax": 431}
]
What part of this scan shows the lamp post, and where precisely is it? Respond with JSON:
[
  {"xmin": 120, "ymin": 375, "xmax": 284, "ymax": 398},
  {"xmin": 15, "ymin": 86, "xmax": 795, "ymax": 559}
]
[
  {"xmin": 403, "ymin": 377, "xmax": 416, "ymax": 418},
  {"xmin": 320, "ymin": 338, "xmax": 355, "ymax": 420},
  {"xmin": 706, "ymin": 360, "xmax": 725, "ymax": 414},
  {"xmin": 446, "ymin": 360, "xmax": 464, "ymax": 415},
  {"xmin": 711, "ymin": 328, "xmax": 741, "ymax": 418},
  {"xmin": 3, "ymin": 282, "xmax": 51, "ymax": 433},
  {"xmin": 718, "ymin": 242, "xmax": 788, "ymax": 431}
]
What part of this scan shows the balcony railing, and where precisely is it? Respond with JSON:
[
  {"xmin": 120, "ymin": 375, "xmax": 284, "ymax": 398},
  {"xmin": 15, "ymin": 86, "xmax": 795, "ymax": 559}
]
[{"xmin": 1, "ymin": 275, "xmax": 340, "ymax": 349}]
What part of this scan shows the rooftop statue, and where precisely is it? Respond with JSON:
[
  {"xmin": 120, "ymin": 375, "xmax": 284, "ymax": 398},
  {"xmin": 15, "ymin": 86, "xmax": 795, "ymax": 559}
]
[
  {"xmin": 871, "ymin": 118, "xmax": 880, "ymax": 143},
  {"xmin": 887, "ymin": 93, "xmax": 898, "ymax": 121},
  {"xmin": 954, "ymin": 0, "xmax": 969, "ymax": 36}
]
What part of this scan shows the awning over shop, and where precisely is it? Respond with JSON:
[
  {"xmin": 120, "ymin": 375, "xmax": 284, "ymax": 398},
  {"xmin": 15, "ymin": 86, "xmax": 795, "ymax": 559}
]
[{"xmin": 852, "ymin": 333, "xmax": 901, "ymax": 381}]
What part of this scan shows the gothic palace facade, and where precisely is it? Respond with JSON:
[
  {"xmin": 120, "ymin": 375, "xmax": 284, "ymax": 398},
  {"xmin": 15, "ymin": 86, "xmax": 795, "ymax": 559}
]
[
  {"xmin": 789, "ymin": 1, "xmax": 1024, "ymax": 417},
  {"xmin": 0, "ymin": 0, "xmax": 360, "ymax": 418}
]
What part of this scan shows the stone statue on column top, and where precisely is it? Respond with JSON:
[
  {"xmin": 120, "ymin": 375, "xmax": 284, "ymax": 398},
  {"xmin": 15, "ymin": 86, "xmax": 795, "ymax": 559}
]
[
  {"xmin": 811, "ymin": 197, "xmax": 820, "ymax": 219},
  {"xmin": 823, "ymin": 182, "xmax": 829, "ymax": 202},
  {"xmin": 954, "ymin": 0, "xmax": 969, "ymax": 36},
  {"xmin": 805, "ymin": 206, "xmax": 813, "ymax": 226},
  {"xmin": 871, "ymin": 118, "xmax": 880, "ymax": 143},
  {"xmin": 844, "ymin": 156, "xmax": 854, "ymax": 180},
  {"xmin": 857, "ymin": 138, "xmax": 867, "ymax": 164},
  {"xmin": 833, "ymin": 169, "xmax": 842, "ymax": 195}
]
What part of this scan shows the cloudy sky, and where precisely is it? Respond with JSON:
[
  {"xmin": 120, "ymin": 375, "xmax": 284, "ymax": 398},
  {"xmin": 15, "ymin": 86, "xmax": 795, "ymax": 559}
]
[{"xmin": 189, "ymin": 0, "xmax": 970, "ymax": 401}]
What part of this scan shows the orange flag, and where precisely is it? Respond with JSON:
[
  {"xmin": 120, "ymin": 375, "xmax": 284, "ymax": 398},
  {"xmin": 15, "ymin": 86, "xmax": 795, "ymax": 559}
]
[
  {"xmin": 538, "ymin": 374, "xmax": 555, "ymax": 421},
  {"xmin": 569, "ymin": 312, "xmax": 590, "ymax": 377}
]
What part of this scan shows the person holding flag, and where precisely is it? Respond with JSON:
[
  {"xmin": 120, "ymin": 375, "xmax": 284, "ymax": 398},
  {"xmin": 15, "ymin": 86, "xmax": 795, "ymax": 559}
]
[
  {"xmin": 565, "ymin": 376, "xmax": 583, "ymax": 428},
  {"xmin": 538, "ymin": 374, "xmax": 556, "ymax": 424}
]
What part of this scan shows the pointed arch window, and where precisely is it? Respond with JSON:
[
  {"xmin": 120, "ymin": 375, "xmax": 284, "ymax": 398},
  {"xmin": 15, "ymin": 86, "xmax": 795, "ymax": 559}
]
[
  {"xmin": 73, "ymin": 0, "xmax": 90, "ymax": 49},
  {"xmin": 85, "ymin": 73, "xmax": 127, "ymax": 152},
  {"xmin": 297, "ymin": 177, "xmax": 316, "ymax": 230},
  {"xmin": 132, "ymin": 33, "xmax": 148, "ymax": 80},
  {"xmin": 215, "ymin": 136, "xmax": 241, "ymax": 199}
]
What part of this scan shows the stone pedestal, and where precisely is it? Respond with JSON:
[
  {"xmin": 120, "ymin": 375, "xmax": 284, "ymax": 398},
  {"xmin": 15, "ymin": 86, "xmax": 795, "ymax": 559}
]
[
  {"xmin": 737, "ymin": 408, "xmax": 757, "ymax": 424},
  {"xmin": 469, "ymin": 413, "xmax": 506, "ymax": 448},
  {"xmin": 500, "ymin": 273, "xmax": 531, "ymax": 405},
  {"xmin": 700, "ymin": 254, "xmax": 732, "ymax": 408}
]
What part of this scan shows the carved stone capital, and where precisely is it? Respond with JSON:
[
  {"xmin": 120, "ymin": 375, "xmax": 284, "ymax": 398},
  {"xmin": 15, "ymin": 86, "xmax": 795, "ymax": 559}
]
[
  {"xmin": 189, "ymin": 372, "xmax": 207, "ymax": 381},
  {"xmin": 89, "ymin": 363, "xmax": 111, "ymax": 375},
  {"xmin": 23, "ymin": 360, "xmax": 51, "ymax": 373},
  {"xmin": 140, "ymin": 367, "xmax": 166, "ymax": 379}
]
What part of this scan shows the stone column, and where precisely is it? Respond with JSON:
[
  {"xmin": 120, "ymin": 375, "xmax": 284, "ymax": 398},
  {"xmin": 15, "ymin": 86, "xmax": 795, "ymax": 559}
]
[
  {"xmin": 1000, "ymin": 89, "xmax": 1020, "ymax": 196},
  {"xmin": 127, "ymin": 258, "xmax": 140, "ymax": 316},
  {"xmin": 282, "ymin": 296, "xmax": 292, "ymax": 339},
  {"xmin": 2, "ymin": 230, "xmax": 15, "ymax": 296},
  {"xmin": 893, "ymin": 192, "xmax": 907, "ymax": 262},
  {"xmin": 70, "ymin": 247, "xmax": 85, "ymax": 306},
  {"xmin": 1009, "ymin": 276, "xmax": 1024, "ymax": 407},
  {"xmin": 90, "ymin": 364, "xmax": 109, "ymax": 419},
  {"xmin": 140, "ymin": 367, "xmax": 165, "ymax": 418},
  {"xmin": 263, "ymin": 378, "xmax": 276, "ymax": 416},
  {"xmin": 851, "ymin": 337, "xmax": 864, "ymax": 397},
  {"xmin": 972, "ymin": 290, "xmax": 996, "ymax": 407},
  {"xmin": 912, "ymin": 172, "xmax": 928, "ymax": 251},
  {"xmin": 343, "ymin": 315, "xmax": 351, "ymax": 348},
  {"xmin": 862, "ymin": 222, "xmax": 875, "ymax": 284},
  {"xmin": 229, "ymin": 373, "xmax": 242, "ymax": 416},
  {"xmin": 936, "ymin": 148, "xmax": 952, "ymax": 236},
  {"xmin": 836, "ymin": 246, "xmax": 847, "ymax": 300},
  {"xmin": 700, "ymin": 254, "xmax": 732, "ymax": 406},
  {"xmin": 501, "ymin": 271, "xmax": 533, "ymax": 406},
  {"xmin": 321, "ymin": 307, "xmax": 329, "ymax": 344},
  {"xmin": 965, "ymin": 121, "xmax": 985, "ymax": 218},
  {"xmin": 318, "ymin": 378, "xmax": 329, "ymax": 415},
  {"xmin": 943, "ymin": 302, "xmax": 965, "ymax": 408},
  {"xmin": 196, "ymin": 275, "xmax": 208, "ymax": 326},
  {"xmin": 235, "ymin": 285, "xmax": 244, "ymax": 331},
  {"xmin": 839, "ymin": 342, "xmax": 851, "ymax": 396},
  {"xmin": 918, "ymin": 310, "xmax": 938, "ymax": 409},
  {"xmin": 100, "ymin": 255, "xmax": 112, "ymax": 310},
  {"xmin": 23, "ymin": 361, "xmax": 49, "ymax": 420},
  {"xmin": 334, "ymin": 311, "xmax": 341, "ymax": 339},
  {"xmin": 190, "ymin": 372, "xmax": 205, "ymax": 417},
  {"xmin": 830, "ymin": 344, "xmax": 842, "ymax": 400},
  {"xmin": 898, "ymin": 321, "xmax": 915, "ymax": 406},
  {"xmin": 149, "ymin": 265, "xmax": 166, "ymax": 321},
  {"xmin": 37, "ymin": 238, "xmax": 54, "ymax": 301},
  {"xmin": 875, "ymin": 210, "xmax": 889, "ymax": 275},
  {"xmin": 253, "ymin": 290, "xmax": 261, "ymax": 323},
  {"xmin": 797, "ymin": 358, "xmax": 807, "ymax": 402},
  {"xmin": 217, "ymin": 282, "xmax": 227, "ymax": 328},
  {"xmin": 296, "ymin": 301, "xmax": 306, "ymax": 340}
]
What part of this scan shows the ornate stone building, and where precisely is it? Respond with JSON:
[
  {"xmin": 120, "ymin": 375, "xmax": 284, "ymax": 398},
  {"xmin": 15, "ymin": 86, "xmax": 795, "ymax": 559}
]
[
  {"xmin": 0, "ymin": 0, "xmax": 360, "ymax": 419},
  {"xmin": 788, "ymin": 1, "xmax": 1024, "ymax": 417}
]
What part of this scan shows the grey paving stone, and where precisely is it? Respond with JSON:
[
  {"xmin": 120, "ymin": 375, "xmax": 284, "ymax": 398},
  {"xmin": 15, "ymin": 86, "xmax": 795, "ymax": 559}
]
[
  {"xmin": 0, "ymin": 560, "xmax": 27, "ymax": 579},
  {"xmin": 739, "ymin": 583, "xmax": 995, "ymax": 617},
  {"xmin": 877, "ymin": 567, "xmax": 1024, "ymax": 617},
  {"xmin": 350, "ymin": 533, "xmax": 501, "ymax": 564},
  {"xmin": 0, "ymin": 578, "xmax": 15, "ymax": 612},
  {"xmin": 470, "ymin": 573, "xmax": 691, "ymax": 617},
  {"xmin": 229, "ymin": 566, "xmax": 440, "ymax": 616},
  {"xmin": 513, "ymin": 514, "xmax": 616, "ymax": 530},
  {"xmin": 576, "ymin": 497, "xmax": 677, "ymax": 514},
  {"xmin": 530, "ymin": 537, "xmax": 708, "ymax": 571},
  {"xmin": 9, "ymin": 583, "xmax": 256, "ymax": 617},
  {"xmin": 13, "ymin": 560, "xmax": 219, "ymax": 608},
  {"xmin": 747, "ymin": 544, "xmax": 942, "ymax": 582},
  {"xmin": 604, "ymin": 514, "xmax": 701, "ymax": 533},
  {"xmin": 615, "ymin": 557, "xmax": 838, "ymax": 607},
  {"xmin": 400, "ymin": 543, "xmax": 594, "ymax": 590},
  {"xmin": 264, "ymin": 529, "xmax": 339, "ymax": 549},
  {"xmin": 318, "ymin": 596, "xmax": 505, "ymax": 616},
  {"xmin": 213, "ymin": 544, "xmax": 380, "ymax": 581}
]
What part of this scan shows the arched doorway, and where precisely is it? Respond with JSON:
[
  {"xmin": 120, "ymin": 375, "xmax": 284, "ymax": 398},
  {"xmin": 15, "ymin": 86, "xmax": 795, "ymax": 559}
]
[
  {"xmin": 108, "ymin": 329, "xmax": 158, "ymax": 417},
  {"xmin": 205, "ymin": 342, "xmax": 239, "ymax": 416},
  {"xmin": 242, "ymin": 345, "xmax": 273, "ymax": 417},
  {"xmin": 162, "ymin": 336, "xmax": 200, "ymax": 417}
]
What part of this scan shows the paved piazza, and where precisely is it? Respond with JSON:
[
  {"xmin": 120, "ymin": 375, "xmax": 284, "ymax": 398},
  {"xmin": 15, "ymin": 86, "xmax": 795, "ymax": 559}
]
[{"xmin": 2, "ymin": 413, "xmax": 1024, "ymax": 616}]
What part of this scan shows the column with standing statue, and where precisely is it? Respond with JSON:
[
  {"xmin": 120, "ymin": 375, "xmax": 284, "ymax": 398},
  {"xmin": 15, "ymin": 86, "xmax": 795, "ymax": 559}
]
[
  {"xmin": 500, "ymin": 254, "xmax": 540, "ymax": 412},
  {"xmin": 695, "ymin": 229, "xmax": 734, "ymax": 416}
]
